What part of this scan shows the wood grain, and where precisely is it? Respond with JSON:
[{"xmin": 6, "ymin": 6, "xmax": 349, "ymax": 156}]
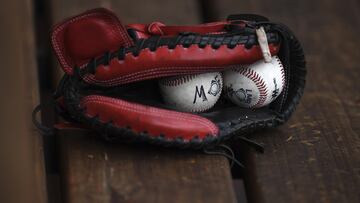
[
  {"xmin": 50, "ymin": 1, "xmax": 237, "ymax": 202},
  {"xmin": 51, "ymin": 0, "xmax": 201, "ymax": 24},
  {"xmin": 211, "ymin": 0, "xmax": 360, "ymax": 202},
  {"xmin": 58, "ymin": 130, "xmax": 236, "ymax": 203},
  {"xmin": 0, "ymin": 0, "xmax": 47, "ymax": 202}
]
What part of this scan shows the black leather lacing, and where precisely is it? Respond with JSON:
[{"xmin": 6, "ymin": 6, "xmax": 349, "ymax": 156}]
[
  {"xmin": 239, "ymin": 136, "xmax": 264, "ymax": 153},
  {"xmin": 32, "ymin": 104, "xmax": 53, "ymax": 135},
  {"xmin": 74, "ymin": 23, "xmax": 280, "ymax": 78},
  {"xmin": 204, "ymin": 144, "xmax": 245, "ymax": 168}
]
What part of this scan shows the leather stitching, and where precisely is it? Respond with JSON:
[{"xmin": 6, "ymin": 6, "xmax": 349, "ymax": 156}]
[
  {"xmin": 82, "ymin": 96, "xmax": 218, "ymax": 131},
  {"xmin": 83, "ymin": 65, "xmax": 227, "ymax": 86},
  {"xmin": 81, "ymin": 95, "xmax": 219, "ymax": 137},
  {"xmin": 51, "ymin": 10, "xmax": 133, "ymax": 73},
  {"xmin": 78, "ymin": 43, "xmax": 278, "ymax": 86}
]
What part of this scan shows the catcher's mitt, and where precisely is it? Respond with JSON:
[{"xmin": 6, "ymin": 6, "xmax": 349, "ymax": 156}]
[{"xmin": 51, "ymin": 8, "xmax": 306, "ymax": 148}]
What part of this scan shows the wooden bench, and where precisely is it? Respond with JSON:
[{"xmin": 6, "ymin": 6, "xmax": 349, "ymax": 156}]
[
  {"xmin": 3, "ymin": 0, "xmax": 359, "ymax": 202},
  {"xmin": 0, "ymin": 0, "xmax": 46, "ymax": 202}
]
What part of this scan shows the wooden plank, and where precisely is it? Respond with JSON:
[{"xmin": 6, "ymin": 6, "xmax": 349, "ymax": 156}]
[
  {"xmin": 58, "ymin": 130, "xmax": 236, "ymax": 203},
  {"xmin": 211, "ymin": 0, "xmax": 360, "ymax": 202},
  {"xmin": 51, "ymin": 0, "xmax": 201, "ymax": 24},
  {"xmin": 0, "ymin": 0, "xmax": 47, "ymax": 202},
  {"xmin": 49, "ymin": 1, "xmax": 237, "ymax": 202}
]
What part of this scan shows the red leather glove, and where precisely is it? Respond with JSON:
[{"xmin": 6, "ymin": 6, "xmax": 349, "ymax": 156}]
[{"xmin": 51, "ymin": 8, "xmax": 306, "ymax": 148}]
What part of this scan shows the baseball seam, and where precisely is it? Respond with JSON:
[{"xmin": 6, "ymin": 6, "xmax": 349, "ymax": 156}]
[
  {"xmin": 275, "ymin": 56, "xmax": 286, "ymax": 88},
  {"xmin": 158, "ymin": 74, "xmax": 198, "ymax": 86},
  {"xmin": 234, "ymin": 68, "xmax": 268, "ymax": 108}
]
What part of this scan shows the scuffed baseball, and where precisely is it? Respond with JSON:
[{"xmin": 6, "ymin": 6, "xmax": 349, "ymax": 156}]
[
  {"xmin": 159, "ymin": 72, "xmax": 223, "ymax": 112},
  {"xmin": 223, "ymin": 56, "xmax": 285, "ymax": 108}
]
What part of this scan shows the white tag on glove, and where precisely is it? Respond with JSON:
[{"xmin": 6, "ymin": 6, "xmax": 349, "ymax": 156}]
[{"xmin": 256, "ymin": 26, "xmax": 272, "ymax": 63}]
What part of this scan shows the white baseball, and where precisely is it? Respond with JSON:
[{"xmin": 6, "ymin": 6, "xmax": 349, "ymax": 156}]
[
  {"xmin": 159, "ymin": 72, "xmax": 223, "ymax": 112},
  {"xmin": 223, "ymin": 56, "xmax": 285, "ymax": 108}
]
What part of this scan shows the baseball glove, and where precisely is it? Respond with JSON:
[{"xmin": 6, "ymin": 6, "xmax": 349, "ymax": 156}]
[{"xmin": 51, "ymin": 8, "xmax": 306, "ymax": 148}]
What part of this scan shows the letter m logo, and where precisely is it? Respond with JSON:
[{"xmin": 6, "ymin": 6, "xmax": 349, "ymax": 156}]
[{"xmin": 193, "ymin": 85, "xmax": 208, "ymax": 104}]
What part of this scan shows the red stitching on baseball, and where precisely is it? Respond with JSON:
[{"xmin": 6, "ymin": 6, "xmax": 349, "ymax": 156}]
[
  {"xmin": 275, "ymin": 56, "xmax": 286, "ymax": 87},
  {"xmin": 159, "ymin": 75, "xmax": 198, "ymax": 87},
  {"xmin": 234, "ymin": 67, "xmax": 268, "ymax": 107}
]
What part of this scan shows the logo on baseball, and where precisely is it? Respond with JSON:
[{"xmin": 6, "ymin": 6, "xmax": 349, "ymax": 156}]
[
  {"xmin": 159, "ymin": 72, "xmax": 223, "ymax": 112},
  {"xmin": 223, "ymin": 56, "xmax": 285, "ymax": 108}
]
